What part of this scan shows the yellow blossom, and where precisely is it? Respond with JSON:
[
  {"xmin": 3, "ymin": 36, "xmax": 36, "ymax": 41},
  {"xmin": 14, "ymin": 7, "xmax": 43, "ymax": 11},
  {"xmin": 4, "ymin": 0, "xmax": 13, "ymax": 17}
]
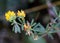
[
  {"xmin": 5, "ymin": 10, "xmax": 16, "ymax": 21},
  {"xmin": 17, "ymin": 10, "xmax": 26, "ymax": 17},
  {"xmin": 24, "ymin": 23, "xmax": 32, "ymax": 36},
  {"xmin": 24, "ymin": 22, "xmax": 31, "ymax": 31},
  {"xmin": 24, "ymin": 24, "xmax": 29, "ymax": 31}
]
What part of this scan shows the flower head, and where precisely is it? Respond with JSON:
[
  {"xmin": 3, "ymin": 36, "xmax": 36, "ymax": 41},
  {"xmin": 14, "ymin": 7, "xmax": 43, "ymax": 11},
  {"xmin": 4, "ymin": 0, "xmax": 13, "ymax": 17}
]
[
  {"xmin": 24, "ymin": 22, "xmax": 31, "ymax": 31},
  {"xmin": 5, "ymin": 10, "xmax": 16, "ymax": 22},
  {"xmin": 24, "ymin": 21, "xmax": 31, "ymax": 35},
  {"xmin": 17, "ymin": 10, "xmax": 26, "ymax": 18}
]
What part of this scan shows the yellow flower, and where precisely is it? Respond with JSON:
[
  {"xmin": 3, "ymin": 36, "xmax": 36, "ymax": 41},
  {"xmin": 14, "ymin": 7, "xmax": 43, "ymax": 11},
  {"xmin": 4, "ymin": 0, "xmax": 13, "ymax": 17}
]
[
  {"xmin": 24, "ymin": 22, "xmax": 31, "ymax": 31},
  {"xmin": 17, "ymin": 10, "xmax": 26, "ymax": 17},
  {"xmin": 24, "ymin": 24, "xmax": 29, "ymax": 31},
  {"xmin": 5, "ymin": 10, "xmax": 16, "ymax": 21},
  {"xmin": 24, "ymin": 23, "xmax": 32, "ymax": 36}
]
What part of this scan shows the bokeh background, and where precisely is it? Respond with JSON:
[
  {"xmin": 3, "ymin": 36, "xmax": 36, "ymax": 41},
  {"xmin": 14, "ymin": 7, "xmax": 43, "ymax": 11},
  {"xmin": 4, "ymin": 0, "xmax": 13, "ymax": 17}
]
[{"xmin": 0, "ymin": 0, "xmax": 60, "ymax": 43}]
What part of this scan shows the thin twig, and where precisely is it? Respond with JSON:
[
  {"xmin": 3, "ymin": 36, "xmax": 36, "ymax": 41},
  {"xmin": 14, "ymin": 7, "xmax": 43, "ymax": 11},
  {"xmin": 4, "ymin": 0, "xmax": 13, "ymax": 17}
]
[{"xmin": 24, "ymin": 1, "xmax": 60, "ymax": 13}]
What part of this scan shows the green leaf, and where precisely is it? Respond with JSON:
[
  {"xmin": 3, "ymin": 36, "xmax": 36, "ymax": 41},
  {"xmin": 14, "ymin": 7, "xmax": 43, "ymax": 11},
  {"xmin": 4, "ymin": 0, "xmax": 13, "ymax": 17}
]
[
  {"xmin": 31, "ymin": 19, "xmax": 34, "ymax": 25},
  {"xmin": 18, "ymin": 18, "xmax": 22, "ymax": 23},
  {"xmin": 23, "ymin": 19, "xmax": 25, "ymax": 24},
  {"xmin": 48, "ymin": 33, "xmax": 54, "ymax": 39},
  {"xmin": 31, "ymin": 23, "xmax": 36, "ymax": 27},
  {"xmin": 21, "ymin": 24, "xmax": 24, "ymax": 30},
  {"xmin": 11, "ymin": 22, "xmax": 14, "ymax": 25},
  {"xmin": 59, "ymin": 11, "xmax": 60, "ymax": 17},
  {"xmin": 13, "ymin": 24, "xmax": 21, "ymax": 33},
  {"xmin": 56, "ymin": 22, "xmax": 60, "ymax": 28},
  {"xmin": 49, "ymin": 30, "xmax": 60, "ymax": 33},
  {"xmin": 33, "ymin": 23, "xmax": 45, "ymax": 33},
  {"xmin": 12, "ymin": 26, "xmax": 15, "ymax": 31}
]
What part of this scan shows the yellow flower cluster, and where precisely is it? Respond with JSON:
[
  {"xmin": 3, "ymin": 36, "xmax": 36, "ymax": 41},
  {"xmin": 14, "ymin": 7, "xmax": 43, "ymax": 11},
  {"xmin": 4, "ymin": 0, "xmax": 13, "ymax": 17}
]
[
  {"xmin": 5, "ymin": 11, "xmax": 16, "ymax": 21},
  {"xmin": 5, "ymin": 10, "xmax": 26, "ymax": 21},
  {"xmin": 17, "ymin": 10, "xmax": 26, "ymax": 17}
]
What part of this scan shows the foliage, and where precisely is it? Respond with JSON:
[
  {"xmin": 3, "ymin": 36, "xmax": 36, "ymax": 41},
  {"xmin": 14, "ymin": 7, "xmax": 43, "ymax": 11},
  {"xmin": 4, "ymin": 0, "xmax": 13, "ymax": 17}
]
[{"xmin": 5, "ymin": 6, "xmax": 60, "ymax": 41}]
